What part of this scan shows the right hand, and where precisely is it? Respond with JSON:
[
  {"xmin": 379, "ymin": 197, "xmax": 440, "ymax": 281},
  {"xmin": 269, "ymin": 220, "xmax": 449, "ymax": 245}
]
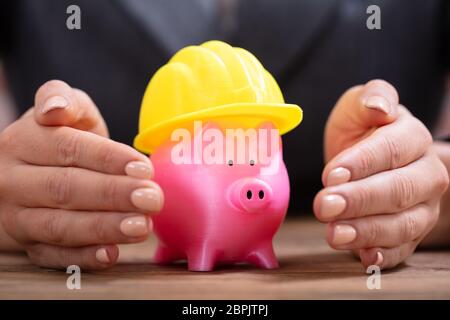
[{"xmin": 0, "ymin": 80, "xmax": 164, "ymax": 270}]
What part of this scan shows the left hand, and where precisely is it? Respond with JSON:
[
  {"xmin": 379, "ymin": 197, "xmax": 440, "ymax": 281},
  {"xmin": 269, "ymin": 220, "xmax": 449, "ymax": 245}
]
[{"xmin": 314, "ymin": 80, "xmax": 449, "ymax": 270}]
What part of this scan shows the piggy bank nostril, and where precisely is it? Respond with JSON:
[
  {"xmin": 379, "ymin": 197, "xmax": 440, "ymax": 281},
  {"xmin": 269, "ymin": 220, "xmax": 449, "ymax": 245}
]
[
  {"xmin": 258, "ymin": 190, "xmax": 264, "ymax": 199},
  {"xmin": 246, "ymin": 190, "xmax": 253, "ymax": 200}
]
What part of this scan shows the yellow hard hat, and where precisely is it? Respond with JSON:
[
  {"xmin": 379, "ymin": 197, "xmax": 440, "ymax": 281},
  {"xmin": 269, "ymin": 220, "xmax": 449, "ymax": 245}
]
[{"xmin": 134, "ymin": 40, "xmax": 303, "ymax": 154}]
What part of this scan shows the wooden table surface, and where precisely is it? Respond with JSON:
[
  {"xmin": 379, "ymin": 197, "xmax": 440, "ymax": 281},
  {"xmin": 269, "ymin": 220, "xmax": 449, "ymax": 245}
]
[{"xmin": 1, "ymin": 218, "xmax": 449, "ymax": 300}]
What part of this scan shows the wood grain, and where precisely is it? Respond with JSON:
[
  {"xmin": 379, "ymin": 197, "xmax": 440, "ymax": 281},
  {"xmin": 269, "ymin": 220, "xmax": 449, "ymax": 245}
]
[{"xmin": 0, "ymin": 218, "xmax": 449, "ymax": 299}]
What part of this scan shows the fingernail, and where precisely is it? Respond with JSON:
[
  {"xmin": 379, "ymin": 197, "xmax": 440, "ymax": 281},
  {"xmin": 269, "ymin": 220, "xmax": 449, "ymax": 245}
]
[
  {"xmin": 320, "ymin": 194, "xmax": 346, "ymax": 219},
  {"xmin": 364, "ymin": 95, "xmax": 391, "ymax": 115},
  {"xmin": 95, "ymin": 248, "xmax": 110, "ymax": 264},
  {"xmin": 120, "ymin": 216, "xmax": 149, "ymax": 237},
  {"xmin": 373, "ymin": 251, "xmax": 384, "ymax": 266},
  {"xmin": 41, "ymin": 96, "xmax": 69, "ymax": 114},
  {"xmin": 125, "ymin": 161, "xmax": 154, "ymax": 179},
  {"xmin": 131, "ymin": 188, "xmax": 163, "ymax": 212},
  {"xmin": 332, "ymin": 224, "xmax": 357, "ymax": 245},
  {"xmin": 326, "ymin": 167, "xmax": 351, "ymax": 186}
]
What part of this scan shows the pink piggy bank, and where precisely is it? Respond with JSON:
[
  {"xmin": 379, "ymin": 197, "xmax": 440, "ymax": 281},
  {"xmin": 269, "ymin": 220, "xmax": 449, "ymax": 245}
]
[{"xmin": 150, "ymin": 122, "xmax": 290, "ymax": 271}]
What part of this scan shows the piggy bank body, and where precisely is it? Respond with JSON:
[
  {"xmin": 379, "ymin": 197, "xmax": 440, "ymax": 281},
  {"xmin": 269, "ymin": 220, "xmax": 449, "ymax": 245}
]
[
  {"xmin": 150, "ymin": 124, "xmax": 290, "ymax": 271},
  {"xmin": 132, "ymin": 41, "xmax": 302, "ymax": 271}
]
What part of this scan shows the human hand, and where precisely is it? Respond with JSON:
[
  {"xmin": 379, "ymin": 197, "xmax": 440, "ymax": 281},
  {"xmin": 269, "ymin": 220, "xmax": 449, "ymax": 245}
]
[
  {"xmin": 0, "ymin": 80, "xmax": 164, "ymax": 270},
  {"xmin": 314, "ymin": 80, "xmax": 449, "ymax": 270}
]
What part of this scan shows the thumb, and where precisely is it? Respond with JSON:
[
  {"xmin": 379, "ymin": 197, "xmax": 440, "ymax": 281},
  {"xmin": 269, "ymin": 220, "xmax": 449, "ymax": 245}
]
[
  {"xmin": 33, "ymin": 80, "xmax": 108, "ymax": 137},
  {"xmin": 325, "ymin": 79, "xmax": 399, "ymax": 160}
]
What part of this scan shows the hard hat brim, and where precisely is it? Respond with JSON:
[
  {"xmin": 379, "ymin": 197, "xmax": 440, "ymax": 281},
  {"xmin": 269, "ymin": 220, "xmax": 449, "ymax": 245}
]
[{"xmin": 134, "ymin": 103, "xmax": 303, "ymax": 154}]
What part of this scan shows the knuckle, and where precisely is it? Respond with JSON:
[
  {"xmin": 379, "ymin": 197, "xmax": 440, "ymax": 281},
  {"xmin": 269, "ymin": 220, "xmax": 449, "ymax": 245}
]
[
  {"xmin": 45, "ymin": 168, "xmax": 74, "ymax": 206},
  {"xmin": 391, "ymin": 173, "xmax": 416, "ymax": 210},
  {"xmin": 350, "ymin": 185, "xmax": 373, "ymax": 217},
  {"xmin": 97, "ymin": 140, "xmax": 116, "ymax": 172},
  {"xmin": 356, "ymin": 146, "xmax": 377, "ymax": 177},
  {"xmin": 55, "ymin": 130, "xmax": 83, "ymax": 166},
  {"xmin": 382, "ymin": 136, "xmax": 402, "ymax": 169},
  {"xmin": 42, "ymin": 212, "xmax": 66, "ymax": 245},
  {"xmin": 401, "ymin": 214, "xmax": 419, "ymax": 242},
  {"xmin": 89, "ymin": 216, "xmax": 109, "ymax": 243},
  {"xmin": 101, "ymin": 178, "xmax": 121, "ymax": 208},
  {"xmin": 365, "ymin": 220, "xmax": 383, "ymax": 245}
]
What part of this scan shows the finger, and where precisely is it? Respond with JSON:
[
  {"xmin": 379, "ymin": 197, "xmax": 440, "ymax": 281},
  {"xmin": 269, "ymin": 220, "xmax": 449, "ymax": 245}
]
[
  {"xmin": 5, "ymin": 122, "xmax": 153, "ymax": 177},
  {"xmin": 26, "ymin": 243, "xmax": 119, "ymax": 270},
  {"xmin": 358, "ymin": 242, "xmax": 418, "ymax": 270},
  {"xmin": 9, "ymin": 208, "xmax": 152, "ymax": 247},
  {"xmin": 20, "ymin": 107, "xmax": 34, "ymax": 119},
  {"xmin": 314, "ymin": 153, "xmax": 448, "ymax": 221},
  {"xmin": 34, "ymin": 80, "xmax": 108, "ymax": 136},
  {"xmin": 8, "ymin": 164, "xmax": 164, "ymax": 212},
  {"xmin": 358, "ymin": 79, "xmax": 399, "ymax": 120},
  {"xmin": 73, "ymin": 88, "xmax": 109, "ymax": 136},
  {"xmin": 325, "ymin": 79, "xmax": 400, "ymax": 161},
  {"xmin": 323, "ymin": 106, "xmax": 432, "ymax": 186},
  {"xmin": 335, "ymin": 79, "xmax": 399, "ymax": 128},
  {"xmin": 325, "ymin": 203, "xmax": 437, "ymax": 250}
]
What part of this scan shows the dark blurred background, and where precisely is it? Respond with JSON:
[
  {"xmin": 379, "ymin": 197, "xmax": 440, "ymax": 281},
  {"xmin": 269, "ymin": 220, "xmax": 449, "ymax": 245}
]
[{"xmin": 0, "ymin": 0, "xmax": 449, "ymax": 213}]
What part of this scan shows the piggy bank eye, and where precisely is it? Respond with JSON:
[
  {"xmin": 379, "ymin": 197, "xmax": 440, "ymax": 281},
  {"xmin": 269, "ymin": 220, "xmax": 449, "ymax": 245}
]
[
  {"xmin": 227, "ymin": 160, "xmax": 234, "ymax": 166},
  {"xmin": 249, "ymin": 160, "xmax": 255, "ymax": 166}
]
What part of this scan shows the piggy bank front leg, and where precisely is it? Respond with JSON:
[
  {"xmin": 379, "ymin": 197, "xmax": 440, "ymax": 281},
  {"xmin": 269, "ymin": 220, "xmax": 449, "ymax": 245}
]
[
  {"xmin": 187, "ymin": 243, "xmax": 222, "ymax": 272},
  {"xmin": 153, "ymin": 243, "xmax": 185, "ymax": 265},
  {"xmin": 246, "ymin": 243, "xmax": 279, "ymax": 269}
]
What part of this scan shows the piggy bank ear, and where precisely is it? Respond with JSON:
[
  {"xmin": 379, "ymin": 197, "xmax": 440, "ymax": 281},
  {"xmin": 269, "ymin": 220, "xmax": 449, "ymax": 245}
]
[
  {"xmin": 192, "ymin": 121, "xmax": 224, "ymax": 163},
  {"xmin": 257, "ymin": 121, "xmax": 282, "ymax": 156},
  {"xmin": 192, "ymin": 121, "xmax": 222, "ymax": 140},
  {"xmin": 202, "ymin": 121, "xmax": 222, "ymax": 133},
  {"xmin": 257, "ymin": 121, "xmax": 276, "ymax": 131},
  {"xmin": 256, "ymin": 121, "xmax": 283, "ymax": 176}
]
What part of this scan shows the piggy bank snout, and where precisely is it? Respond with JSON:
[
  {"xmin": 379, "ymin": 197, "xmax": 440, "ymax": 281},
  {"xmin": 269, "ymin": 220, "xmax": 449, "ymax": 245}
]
[{"xmin": 230, "ymin": 179, "xmax": 272, "ymax": 213}]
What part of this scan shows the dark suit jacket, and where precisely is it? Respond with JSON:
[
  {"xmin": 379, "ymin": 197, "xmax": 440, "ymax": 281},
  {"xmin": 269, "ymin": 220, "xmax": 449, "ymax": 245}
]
[{"xmin": 1, "ymin": 0, "xmax": 449, "ymax": 212}]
